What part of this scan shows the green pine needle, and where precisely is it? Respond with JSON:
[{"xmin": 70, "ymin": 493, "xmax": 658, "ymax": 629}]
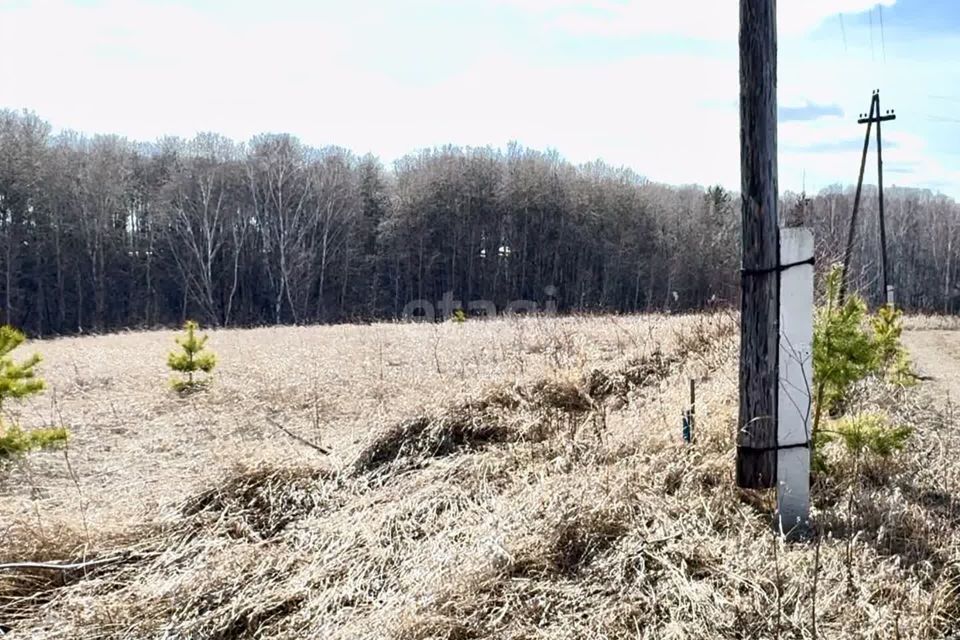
[
  {"xmin": 0, "ymin": 325, "xmax": 47, "ymax": 412},
  {"xmin": 0, "ymin": 325, "xmax": 69, "ymax": 461},
  {"xmin": 0, "ymin": 424, "xmax": 69, "ymax": 459},
  {"xmin": 812, "ymin": 265, "xmax": 916, "ymax": 470},
  {"xmin": 831, "ymin": 412, "xmax": 912, "ymax": 459},
  {"xmin": 168, "ymin": 320, "xmax": 217, "ymax": 391}
]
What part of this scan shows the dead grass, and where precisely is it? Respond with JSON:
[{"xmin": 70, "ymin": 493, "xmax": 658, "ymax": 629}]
[
  {"xmin": 1, "ymin": 311, "xmax": 959, "ymax": 638},
  {"xmin": 903, "ymin": 314, "xmax": 960, "ymax": 332}
]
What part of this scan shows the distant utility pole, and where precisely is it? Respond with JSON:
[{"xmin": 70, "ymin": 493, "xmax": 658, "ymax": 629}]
[
  {"xmin": 839, "ymin": 90, "xmax": 897, "ymax": 306},
  {"xmin": 737, "ymin": 0, "xmax": 780, "ymax": 489}
]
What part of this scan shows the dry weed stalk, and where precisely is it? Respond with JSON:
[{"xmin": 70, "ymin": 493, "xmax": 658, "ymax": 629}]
[{"xmin": 0, "ymin": 313, "xmax": 957, "ymax": 638}]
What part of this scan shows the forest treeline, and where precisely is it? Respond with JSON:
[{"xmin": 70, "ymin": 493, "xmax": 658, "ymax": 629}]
[{"xmin": 1, "ymin": 109, "xmax": 958, "ymax": 335}]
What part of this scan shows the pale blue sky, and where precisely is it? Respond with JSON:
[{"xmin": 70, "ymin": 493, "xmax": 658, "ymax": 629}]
[{"xmin": 0, "ymin": 0, "xmax": 957, "ymax": 196}]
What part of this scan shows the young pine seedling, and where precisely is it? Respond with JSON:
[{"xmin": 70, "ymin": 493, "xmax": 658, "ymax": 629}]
[
  {"xmin": 168, "ymin": 320, "xmax": 216, "ymax": 393},
  {"xmin": 0, "ymin": 325, "xmax": 68, "ymax": 459},
  {"xmin": 811, "ymin": 265, "xmax": 915, "ymax": 473}
]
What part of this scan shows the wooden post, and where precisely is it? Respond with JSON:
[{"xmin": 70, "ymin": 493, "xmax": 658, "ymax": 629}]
[
  {"xmin": 737, "ymin": 0, "xmax": 780, "ymax": 489},
  {"xmin": 875, "ymin": 91, "xmax": 893, "ymax": 307},
  {"xmin": 689, "ymin": 378, "xmax": 696, "ymax": 437},
  {"xmin": 842, "ymin": 91, "xmax": 897, "ymax": 306},
  {"xmin": 683, "ymin": 378, "xmax": 696, "ymax": 443},
  {"xmin": 777, "ymin": 228, "xmax": 813, "ymax": 533},
  {"xmin": 839, "ymin": 94, "xmax": 877, "ymax": 305}
]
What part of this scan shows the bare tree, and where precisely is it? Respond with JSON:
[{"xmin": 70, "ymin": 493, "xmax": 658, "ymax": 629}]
[
  {"xmin": 165, "ymin": 134, "xmax": 248, "ymax": 326},
  {"xmin": 308, "ymin": 148, "xmax": 359, "ymax": 320},
  {"xmin": 0, "ymin": 109, "xmax": 957, "ymax": 334},
  {"xmin": 247, "ymin": 134, "xmax": 311, "ymax": 324}
]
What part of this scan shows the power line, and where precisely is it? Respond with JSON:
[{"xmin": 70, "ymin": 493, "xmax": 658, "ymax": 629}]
[
  {"xmin": 838, "ymin": 13, "xmax": 848, "ymax": 53},
  {"xmin": 879, "ymin": 4, "xmax": 887, "ymax": 63},
  {"xmin": 925, "ymin": 114, "xmax": 960, "ymax": 124}
]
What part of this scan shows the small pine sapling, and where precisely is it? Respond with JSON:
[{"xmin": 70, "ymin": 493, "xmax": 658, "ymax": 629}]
[
  {"xmin": 828, "ymin": 412, "xmax": 912, "ymax": 460},
  {"xmin": 812, "ymin": 267, "xmax": 878, "ymax": 418},
  {"xmin": 812, "ymin": 265, "xmax": 916, "ymax": 473},
  {"xmin": 168, "ymin": 320, "xmax": 216, "ymax": 392},
  {"xmin": 870, "ymin": 304, "xmax": 915, "ymax": 387},
  {"xmin": 817, "ymin": 412, "xmax": 912, "ymax": 478},
  {"xmin": 0, "ymin": 325, "xmax": 68, "ymax": 459}
]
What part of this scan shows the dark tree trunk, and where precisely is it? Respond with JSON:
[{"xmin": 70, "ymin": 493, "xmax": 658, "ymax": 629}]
[{"xmin": 736, "ymin": 0, "xmax": 780, "ymax": 489}]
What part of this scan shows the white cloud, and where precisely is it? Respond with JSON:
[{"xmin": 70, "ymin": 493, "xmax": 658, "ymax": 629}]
[
  {"xmin": 778, "ymin": 117, "xmax": 960, "ymax": 197},
  {"xmin": 402, "ymin": 50, "xmax": 740, "ymax": 185},
  {"xmin": 496, "ymin": 0, "xmax": 896, "ymax": 41},
  {"xmin": 0, "ymin": 0, "xmax": 355, "ymax": 141},
  {"xmin": 778, "ymin": 0, "xmax": 895, "ymax": 37},
  {"xmin": 0, "ymin": 0, "xmax": 954, "ymax": 198}
]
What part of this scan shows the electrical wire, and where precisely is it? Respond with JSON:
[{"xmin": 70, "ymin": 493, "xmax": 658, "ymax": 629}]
[
  {"xmin": 879, "ymin": 4, "xmax": 887, "ymax": 63},
  {"xmin": 838, "ymin": 13, "xmax": 848, "ymax": 53},
  {"xmin": 924, "ymin": 114, "xmax": 960, "ymax": 124}
]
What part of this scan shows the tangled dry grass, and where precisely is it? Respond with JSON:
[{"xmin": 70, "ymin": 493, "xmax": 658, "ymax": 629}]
[{"xmin": 1, "ymin": 312, "xmax": 959, "ymax": 638}]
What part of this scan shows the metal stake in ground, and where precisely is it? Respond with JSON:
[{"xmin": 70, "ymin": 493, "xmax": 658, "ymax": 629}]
[
  {"xmin": 683, "ymin": 378, "xmax": 696, "ymax": 443},
  {"xmin": 737, "ymin": 0, "xmax": 780, "ymax": 489},
  {"xmin": 689, "ymin": 378, "xmax": 696, "ymax": 440}
]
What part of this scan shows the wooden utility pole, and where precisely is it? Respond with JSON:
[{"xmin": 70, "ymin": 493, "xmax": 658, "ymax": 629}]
[
  {"xmin": 737, "ymin": 0, "xmax": 780, "ymax": 489},
  {"xmin": 874, "ymin": 91, "xmax": 893, "ymax": 305},
  {"xmin": 840, "ymin": 90, "xmax": 897, "ymax": 305},
  {"xmin": 839, "ymin": 95, "xmax": 877, "ymax": 305}
]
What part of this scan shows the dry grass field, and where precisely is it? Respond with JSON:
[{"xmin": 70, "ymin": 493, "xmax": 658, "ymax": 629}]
[{"xmin": 2, "ymin": 313, "xmax": 960, "ymax": 639}]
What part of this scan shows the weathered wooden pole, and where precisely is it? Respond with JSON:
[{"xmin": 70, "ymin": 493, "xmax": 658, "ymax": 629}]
[
  {"xmin": 839, "ymin": 93, "xmax": 877, "ymax": 306},
  {"xmin": 874, "ymin": 91, "xmax": 893, "ymax": 306},
  {"xmin": 737, "ymin": 0, "xmax": 780, "ymax": 489},
  {"xmin": 841, "ymin": 92, "xmax": 897, "ymax": 306}
]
